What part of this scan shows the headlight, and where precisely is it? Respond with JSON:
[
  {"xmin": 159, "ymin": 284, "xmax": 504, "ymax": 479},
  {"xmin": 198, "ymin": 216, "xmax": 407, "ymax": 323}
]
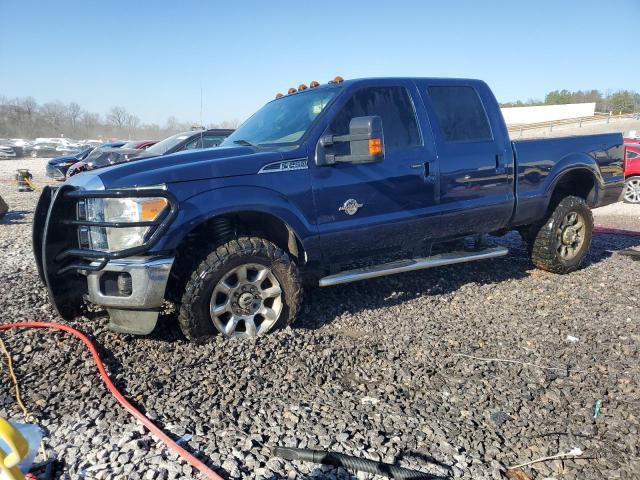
[{"xmin": 78, "ymin": 197, "xmax": 169, "ymax": 252}]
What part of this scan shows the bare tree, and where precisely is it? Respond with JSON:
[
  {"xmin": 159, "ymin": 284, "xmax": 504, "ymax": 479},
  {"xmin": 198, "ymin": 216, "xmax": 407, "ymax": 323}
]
[
  {"xmin": 0, "ymin": 95, "xmax": 254, "ymax": 140},
  {"xmin": 218, "ymin": 119, "xmax": 240, "ymax": 129},
  {"xmin": 40, "ymin": 101, "xmax": 68, "ymax": 136},
  {"xmin": 107, "ymin": 106, "xmax": 129, "ymax": 130},
  {"xmin": 81, "ymin": 111, "xmax": 101, "ymax": 138},
  {"xmin": 67, "ymin": 102, "xmax": 82, "ymax": 134}
]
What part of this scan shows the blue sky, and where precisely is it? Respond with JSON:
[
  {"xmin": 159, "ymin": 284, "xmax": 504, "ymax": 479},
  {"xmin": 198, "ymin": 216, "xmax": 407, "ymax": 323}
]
[{"xmin": 1, "ymin": 0, "xmax": 637, "ymax": 125}]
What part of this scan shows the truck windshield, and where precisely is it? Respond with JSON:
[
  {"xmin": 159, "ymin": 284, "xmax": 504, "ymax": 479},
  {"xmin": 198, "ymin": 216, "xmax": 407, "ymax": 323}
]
[{"xmin": 222, "ymin": 88, "xmax": 337, "ymax": 148}]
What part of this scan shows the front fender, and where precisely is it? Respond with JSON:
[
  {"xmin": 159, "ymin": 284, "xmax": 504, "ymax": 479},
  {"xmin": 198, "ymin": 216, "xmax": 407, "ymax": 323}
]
[{"xmin": 149, "ymin": 185, "xmax": 319, "ymax": 259}]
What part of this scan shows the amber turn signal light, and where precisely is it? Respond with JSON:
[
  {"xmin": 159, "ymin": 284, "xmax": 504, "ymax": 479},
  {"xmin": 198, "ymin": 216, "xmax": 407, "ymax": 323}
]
[
  {"xmin": 141, "ymin": 198, "xmax": 169, "ymax": 221},
  {"xmin": 368, "ymin": 138, "xmax": 382, "ymax": 155}
]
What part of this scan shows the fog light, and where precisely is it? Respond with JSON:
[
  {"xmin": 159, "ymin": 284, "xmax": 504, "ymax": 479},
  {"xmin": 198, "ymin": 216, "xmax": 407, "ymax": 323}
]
[{"xmin": 117, "ymin": 273, "xmax": 132, "ymax": 296}]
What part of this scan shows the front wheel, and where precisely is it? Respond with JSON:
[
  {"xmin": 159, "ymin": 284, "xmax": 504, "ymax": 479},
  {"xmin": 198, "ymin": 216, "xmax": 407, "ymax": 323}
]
[
  {"xmin": 529, "ymin": 195, "xmax": 593, "ymax": 274},
  {"xmin": 178, "ymin": 237, "xmax": 302, "ymax": 340},
  {"xmin": 623, "ymin": 176, "xmax": 640, "ymax": 204}
]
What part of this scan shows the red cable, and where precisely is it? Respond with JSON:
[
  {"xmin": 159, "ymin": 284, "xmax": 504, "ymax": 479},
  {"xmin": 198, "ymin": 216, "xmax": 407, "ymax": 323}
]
[
  {"xmin": 0, "ymin": 322, "xmax": 224, "ymax": 480},
  {"xmin": 3, "ymin": 228, "xmax": 637, "ymax": 476}
]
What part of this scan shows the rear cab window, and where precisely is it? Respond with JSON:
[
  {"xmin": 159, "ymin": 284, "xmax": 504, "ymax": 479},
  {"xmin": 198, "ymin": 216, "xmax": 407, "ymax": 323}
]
[{"xmin": 426, "ymin": 85, "xmax": 492, "ymax": 143}]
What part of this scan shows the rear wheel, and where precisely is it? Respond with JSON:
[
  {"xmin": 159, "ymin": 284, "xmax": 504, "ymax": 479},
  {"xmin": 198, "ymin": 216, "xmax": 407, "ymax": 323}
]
[
  {"xmin": 178, "ymin": 237, "xmax": 301, "ymax": 340},
  {"xmin": 623, "ymin": 176, "xmax": 640, "ymax": 204},
  {"xmin": 529, "ymin": 196, "xmax": 593, "ymax": 274}
]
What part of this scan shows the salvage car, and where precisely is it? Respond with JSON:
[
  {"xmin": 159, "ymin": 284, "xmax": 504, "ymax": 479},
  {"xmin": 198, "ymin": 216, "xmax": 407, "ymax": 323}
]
[
  {"xmin": 46, "ymin": 142, "xmax": 126, "ymax": 180},
  {"xmin": 66, "ymin": 147, "xmax": 142, "ymax": 177},
  {"xmin": 26, "ymin": 142, "xmax": 60, "ymax": 158},
  {"xmin": 34, "ymin": 77, "xmax": 624, "ymax": 340},
  {"xmin": 0, "ymin": 143, "xmax": 17, "ymax": 159},
  {"xmin": 623, "ymin": 142, "xmax": 640, "ymax": 203},
  {"xmin": 121, "ymin": 140, "xmax": 158, "ymax": 150},
  {"xmin": 66, "ymin": 130, "xmax": 232, "ymax": 177},
  {"xmin": 138, "ymin": 129, "xmax": 234, "ymax": 157}
]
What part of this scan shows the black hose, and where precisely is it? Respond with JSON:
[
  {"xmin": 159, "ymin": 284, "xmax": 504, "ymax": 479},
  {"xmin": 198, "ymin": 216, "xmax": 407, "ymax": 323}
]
[{"xmin": 273, "ymin": 446, "xmax": 446, "ymax": 479}]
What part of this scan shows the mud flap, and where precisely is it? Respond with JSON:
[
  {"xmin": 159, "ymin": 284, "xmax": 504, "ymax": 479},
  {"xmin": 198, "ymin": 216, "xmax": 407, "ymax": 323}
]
[{"xmin": 36, "ymin": 185, "xmax": 87, "ymax": 319}]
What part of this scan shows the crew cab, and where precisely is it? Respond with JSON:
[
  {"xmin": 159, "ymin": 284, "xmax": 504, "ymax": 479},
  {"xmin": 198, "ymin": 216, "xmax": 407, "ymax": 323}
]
[{"xmin": 33, "ymin": 77, "xmax": 625, "ymax": 339}]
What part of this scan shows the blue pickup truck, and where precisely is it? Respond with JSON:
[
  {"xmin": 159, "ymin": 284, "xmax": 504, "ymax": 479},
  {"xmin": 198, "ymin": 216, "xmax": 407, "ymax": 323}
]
[{"xmin": 34, "ymin": 77, "xmax": 625, "ymax": 339}]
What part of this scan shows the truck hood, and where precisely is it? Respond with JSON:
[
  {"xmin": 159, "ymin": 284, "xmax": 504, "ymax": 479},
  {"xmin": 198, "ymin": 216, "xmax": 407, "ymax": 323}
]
[{"xmin": 94, "ymin": 146, "xmax": 284, "ymax": 188}]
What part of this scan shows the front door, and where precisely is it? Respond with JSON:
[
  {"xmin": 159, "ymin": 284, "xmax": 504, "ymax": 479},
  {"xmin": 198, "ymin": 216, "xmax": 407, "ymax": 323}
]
[{"xmin": 310, "ymin": 82, "xmax": 439, "ymax": 269}]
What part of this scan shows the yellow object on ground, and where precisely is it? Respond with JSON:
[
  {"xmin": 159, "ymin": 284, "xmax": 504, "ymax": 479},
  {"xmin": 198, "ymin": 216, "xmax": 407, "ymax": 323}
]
[
  {"xmin": 23, "ymin": 178, "xmax": 40, "ymax": 192},
  {"xmin": 0, "ymin": 418, "xmax": 27, "ymax": 480}
]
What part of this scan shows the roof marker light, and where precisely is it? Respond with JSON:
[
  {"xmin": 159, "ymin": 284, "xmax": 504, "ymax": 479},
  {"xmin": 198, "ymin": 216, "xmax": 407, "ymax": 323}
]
[
  {"xmin": 298, "ymin": 84, "xmax": 308, "ymax": 91},
  {"xmin": 310, "ymin": 80, "xmax": 320, "ymax": 88},
  {"xmin": 275, "ymin": 93, "xmax": 284, "ymax": 99},
  {"xmin": 334, "ymin": 76, "xmax": 344, "ymax": 83},
  {"xmin": 287, "ymin": 87, "xmax": 297, "ymax": 94}
]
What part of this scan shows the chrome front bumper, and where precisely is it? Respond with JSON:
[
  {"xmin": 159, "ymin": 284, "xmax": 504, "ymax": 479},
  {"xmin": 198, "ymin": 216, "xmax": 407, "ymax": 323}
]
[{"xmin": 85, "ymin": 256, "xmax": 174, "ymax": 334}]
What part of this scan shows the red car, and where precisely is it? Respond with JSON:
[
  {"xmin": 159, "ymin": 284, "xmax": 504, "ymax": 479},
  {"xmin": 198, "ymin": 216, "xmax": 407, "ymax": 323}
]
[
  {"xmin": 623, "ymin": 140, "xmax": 640, "ymax": 203},
  {"xmin": 121, "ymin": 140, "xmax": 157, "ymax": 150}
]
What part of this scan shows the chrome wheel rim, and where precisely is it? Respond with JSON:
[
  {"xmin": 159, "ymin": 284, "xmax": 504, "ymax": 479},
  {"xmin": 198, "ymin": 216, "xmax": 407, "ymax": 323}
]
[
  {"xmin": 624, "ymin": 179, "xmax": 640, "ymax": 204},
  {"xmin": 556, "ymin": 211, "xmax": 585, "ymax": 260},
  {"xmin": 209, "ymin": 263, "xmax": 282, "ymax": 338}
]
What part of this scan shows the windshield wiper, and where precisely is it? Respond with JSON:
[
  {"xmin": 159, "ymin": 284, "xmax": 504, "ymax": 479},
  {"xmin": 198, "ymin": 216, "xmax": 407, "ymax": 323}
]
[{"xmin": 233, "ymin": 139, "xmax": 256, "ymax": 147}]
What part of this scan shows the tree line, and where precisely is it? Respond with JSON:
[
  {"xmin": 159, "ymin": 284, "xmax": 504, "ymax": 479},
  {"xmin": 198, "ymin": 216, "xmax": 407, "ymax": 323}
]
[
  {"xmin": 500, "ymin": 89, "xmax": 640, "ymax": 114},
  {"xmin": 0, "ymin": 96, "xmax": 240, "ymax": 140}
]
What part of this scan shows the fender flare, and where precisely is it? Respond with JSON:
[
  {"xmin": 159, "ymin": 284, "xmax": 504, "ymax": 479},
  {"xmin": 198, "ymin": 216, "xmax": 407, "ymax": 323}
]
[
  {"xmin": 543, "ymin": 153, "xmax": 603, "ymax": 208},
  {"xmin": 152, "ymin": 185, "xmax": 318, "ymax": 258}
]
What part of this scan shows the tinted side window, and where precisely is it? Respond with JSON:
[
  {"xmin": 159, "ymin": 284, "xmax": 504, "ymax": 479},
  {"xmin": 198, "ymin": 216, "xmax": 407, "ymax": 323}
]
[
  {"xmin": 428, "ymin": 86, "xmax": 492, "ymax": 142},
  {"xmin": 330, "ymin": 86, "xmax": 420, "ymax": 149}
]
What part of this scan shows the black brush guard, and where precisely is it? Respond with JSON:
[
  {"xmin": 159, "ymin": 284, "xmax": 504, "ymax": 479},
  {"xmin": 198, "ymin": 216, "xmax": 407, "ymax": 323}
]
[{"xmin": 33, "ymin": 185, "xmax": 178, "ymax": 319}]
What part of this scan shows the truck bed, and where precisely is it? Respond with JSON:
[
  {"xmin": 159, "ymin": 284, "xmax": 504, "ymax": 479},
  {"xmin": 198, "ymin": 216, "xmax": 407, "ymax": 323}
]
[{"xmin": 511, "ymin": 133, "xmax": 625, "ymax": 226}]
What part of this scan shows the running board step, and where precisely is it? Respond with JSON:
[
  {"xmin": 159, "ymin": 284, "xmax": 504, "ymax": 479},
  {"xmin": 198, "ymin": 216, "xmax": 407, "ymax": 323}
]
[{"xmin": 319, "ymin": 246, "xmax": 508, "ymax": 287}]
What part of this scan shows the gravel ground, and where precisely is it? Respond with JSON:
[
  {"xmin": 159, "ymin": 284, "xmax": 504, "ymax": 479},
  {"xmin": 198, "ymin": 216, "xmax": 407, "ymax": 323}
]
[{"xmin": 0, "ymin": 158, "xmax": 639, "ymax": 480}]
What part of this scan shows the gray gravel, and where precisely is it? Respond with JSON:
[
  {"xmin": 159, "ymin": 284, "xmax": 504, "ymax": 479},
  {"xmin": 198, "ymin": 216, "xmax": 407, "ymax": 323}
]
[{"xmin": 1, "ymin": 158, "xmax": 639, "ymax": 480}]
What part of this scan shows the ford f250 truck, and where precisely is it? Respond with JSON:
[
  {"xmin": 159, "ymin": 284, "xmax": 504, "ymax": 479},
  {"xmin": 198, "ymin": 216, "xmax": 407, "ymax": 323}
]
[{"xmin": 33, "ymin": 77, "xmax": 625, "ymax": 339}]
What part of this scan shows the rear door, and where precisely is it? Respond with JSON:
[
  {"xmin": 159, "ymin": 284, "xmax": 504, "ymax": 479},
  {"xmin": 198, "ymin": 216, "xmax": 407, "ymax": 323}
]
[
  {"xmin": 310, "ymin": 81, "xmax": 440, "ymax": 267},
  {"xmin": 417, "ymin": 81, "xmax": 514, "ymax": 237}
]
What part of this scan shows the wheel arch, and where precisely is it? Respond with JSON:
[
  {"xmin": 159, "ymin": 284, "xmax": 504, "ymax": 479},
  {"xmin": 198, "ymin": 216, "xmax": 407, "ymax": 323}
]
[
  {"xmin": 165, "ymin": 208, "xmax": 307, "ymax": 302},
  {"xmin": 545, "ymin": 161, "xmax": 602, "ymax": 212}
]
